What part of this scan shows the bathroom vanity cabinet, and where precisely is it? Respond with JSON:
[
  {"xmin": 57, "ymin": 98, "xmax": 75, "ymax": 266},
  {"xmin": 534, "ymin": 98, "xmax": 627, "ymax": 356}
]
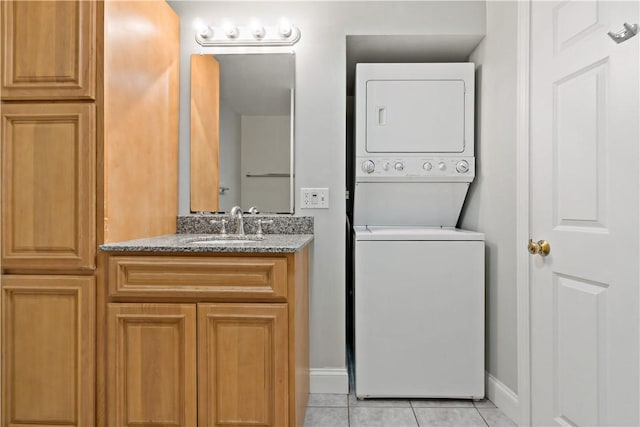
[{"xmin": 100, "ymin": 249, "xmax": 310, "ymax": 427}]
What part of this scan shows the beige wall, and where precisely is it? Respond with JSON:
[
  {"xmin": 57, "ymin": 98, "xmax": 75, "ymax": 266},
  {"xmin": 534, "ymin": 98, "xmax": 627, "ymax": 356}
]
[
  {"xmin": 219, "ymin": 99, "xmax": 241, "ymax": 211},
  {"xmin": 240, "ymin": 115, "xmax": 290, "ymax": 212}
]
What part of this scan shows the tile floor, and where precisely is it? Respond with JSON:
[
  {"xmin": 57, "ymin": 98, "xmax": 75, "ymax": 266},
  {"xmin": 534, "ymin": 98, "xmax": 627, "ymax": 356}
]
[{"xmin": 304, "ymin": 394, "xmax": 518, "ymax": 427}]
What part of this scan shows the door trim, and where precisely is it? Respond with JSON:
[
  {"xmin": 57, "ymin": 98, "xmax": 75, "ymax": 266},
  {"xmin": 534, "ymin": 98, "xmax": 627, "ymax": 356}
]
[{"xmin": 516, "ymin": 1, "xmax": 532, "ymax": 426}]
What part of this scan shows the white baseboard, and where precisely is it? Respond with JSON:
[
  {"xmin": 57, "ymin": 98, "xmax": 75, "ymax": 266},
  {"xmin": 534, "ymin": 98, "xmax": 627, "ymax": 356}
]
[
  {"xmin": 486, "ymin": 372, "xmax": 520, "ymax": 425},
  {"xmin": 309, "ymin": 368, "xmax": 349, "ymax": 394}
]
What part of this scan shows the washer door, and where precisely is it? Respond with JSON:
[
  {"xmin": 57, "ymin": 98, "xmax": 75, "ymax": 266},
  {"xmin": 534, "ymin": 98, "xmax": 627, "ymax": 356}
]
[{"xmin": 366, "ymin": 80, "xmax": 466, "ymax": 153}]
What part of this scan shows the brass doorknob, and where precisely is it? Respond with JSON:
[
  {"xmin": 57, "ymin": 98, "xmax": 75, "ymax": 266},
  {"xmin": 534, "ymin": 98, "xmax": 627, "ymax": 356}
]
[{"xmin": 528, "ymin": 239, "xmax": 551, "ymax": 256}]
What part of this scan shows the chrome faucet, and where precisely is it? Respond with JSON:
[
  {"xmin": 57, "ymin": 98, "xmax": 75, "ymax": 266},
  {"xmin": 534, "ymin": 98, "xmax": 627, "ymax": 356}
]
[{"xmin": 229, "ymin": 206, "xmax": 245, "ymax": 235}]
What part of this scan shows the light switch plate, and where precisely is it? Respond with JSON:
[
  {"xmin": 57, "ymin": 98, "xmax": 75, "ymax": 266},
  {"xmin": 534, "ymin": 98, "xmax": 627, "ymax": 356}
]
[{"xmin": 301, "ymin": 188, "xmax": 329, "ymax": 209}]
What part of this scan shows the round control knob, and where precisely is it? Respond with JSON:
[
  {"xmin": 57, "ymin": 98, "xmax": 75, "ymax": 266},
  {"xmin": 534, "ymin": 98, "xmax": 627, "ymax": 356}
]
[
  {"xmin": 383, "ymin": 162, "xmax": 390, "ymax": 171},
  {"xmin": 394, "ymin": 162, "xmax": 404, "ymax": 171},
  {"xmin": 438, "ymin": 162, "xmax": 447, "ymax": 171},
  {"xmin": 456, "ymin": 160, "xmax": 470, "ymax": 174},
  {"xmin": 362, "ymin": 160, "xmax": 375, "ymax": 174},
  {"xmin": 423, "ymin": 162, "xmax": 433, "ymax": 171}
]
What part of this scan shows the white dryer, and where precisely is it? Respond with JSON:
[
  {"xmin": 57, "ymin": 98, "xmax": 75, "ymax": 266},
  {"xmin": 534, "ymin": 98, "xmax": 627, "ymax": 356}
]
[
  {"xmin": 354, "ymin": 62, "xmax": 475, "ymax": 227},
  {"xmin": 352, "ymin": 63, "xmax": 485, "ymax": 399}
]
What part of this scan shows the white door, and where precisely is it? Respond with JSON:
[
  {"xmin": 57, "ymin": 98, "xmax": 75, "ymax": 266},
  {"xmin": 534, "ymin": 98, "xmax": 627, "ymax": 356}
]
[{"xmin": 530, "ymin": 1, "xmax": 639, "ymax": 426}]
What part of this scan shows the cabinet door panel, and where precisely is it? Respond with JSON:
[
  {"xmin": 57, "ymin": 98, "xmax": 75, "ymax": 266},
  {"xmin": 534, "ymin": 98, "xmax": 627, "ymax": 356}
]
[
  {"xmin": 107, "ymin": 304, "xmax": 196, "ymax": 427},
  {"xmin": 1, "ymin": 0, "xmax": 96, "ymax": 99},
  {"xmin": 1, "ymin": 103, "xmax": 96, "ymax": 271},
  {"xmin": 1, "ymin": 275, "xmax": 95, "ymax": 427},
  {"xmin": 198, "ymin": 303, "xmax": 288, "ymax": 427}
]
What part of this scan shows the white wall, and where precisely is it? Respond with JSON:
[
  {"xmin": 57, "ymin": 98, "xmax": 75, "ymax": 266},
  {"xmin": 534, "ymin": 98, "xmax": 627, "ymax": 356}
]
[
  {"xmin": 240, "ymin": 115, "xmax": 290, "ymax": 212},
  {"xmin": 460, "ymin": 1, "xmax": 518, "ymax": 394},
  {"xmin": 170, "ymin": 0, "xmax": 486, "ymax": 391},
  {"xmin": 219, "ymin": 99, "xmax": 241, "ymax": 211}
]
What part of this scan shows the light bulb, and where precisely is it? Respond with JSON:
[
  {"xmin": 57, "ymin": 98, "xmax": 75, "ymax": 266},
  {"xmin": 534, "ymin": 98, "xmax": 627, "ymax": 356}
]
[
  {"xmin": 198, "ymin": 25, "xmax": 213, "ymax": 39},
  {"xmin": 250, "ymin": 19, "xmax": 265, "ymax": 39},
  {"xmin": 222, "ymin": 21, "xmax": 238, "ymax": 38},
  {"xmin": 278, "ymin": 19, "xmax": 292, "ymax": 37}
]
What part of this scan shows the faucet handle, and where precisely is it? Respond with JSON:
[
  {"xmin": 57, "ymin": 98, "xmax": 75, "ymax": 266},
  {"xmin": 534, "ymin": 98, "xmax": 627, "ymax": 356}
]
[
  {"xmin": 255, "ymin": 219, "xmax": 273, "ymax": 236},
  {"xmin": 248, "ymin": 206, "xmax": 259, "ymax": 214},
  {"xmin": 209, "ymin": 218, "xmax": 228, "ymax": 235}
]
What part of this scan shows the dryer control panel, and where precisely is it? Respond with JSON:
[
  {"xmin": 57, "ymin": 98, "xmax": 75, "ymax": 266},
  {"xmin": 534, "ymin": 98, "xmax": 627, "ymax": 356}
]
[{"xmin": 355, "ymin": 156, "xmax": 475, "ymax": 182}]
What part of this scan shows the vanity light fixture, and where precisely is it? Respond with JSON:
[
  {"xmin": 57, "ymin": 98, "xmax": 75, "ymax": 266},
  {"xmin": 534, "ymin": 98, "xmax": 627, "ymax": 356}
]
[{"xmin": 195, "ymin": 19, "xmax": 300, "ymax": 46}]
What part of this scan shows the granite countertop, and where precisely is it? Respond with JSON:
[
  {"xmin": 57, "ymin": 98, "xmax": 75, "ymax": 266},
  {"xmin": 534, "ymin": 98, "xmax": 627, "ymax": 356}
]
[{"xmin": 99, "ymin": 233, "xmax": 313, "ymax": 254}]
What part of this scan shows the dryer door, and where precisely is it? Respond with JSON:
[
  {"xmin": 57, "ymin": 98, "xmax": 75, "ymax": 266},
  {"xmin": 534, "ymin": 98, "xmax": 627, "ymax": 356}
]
[{"xmin": 366, "ymin": 80, "xmax": 466, "ymax": 153}]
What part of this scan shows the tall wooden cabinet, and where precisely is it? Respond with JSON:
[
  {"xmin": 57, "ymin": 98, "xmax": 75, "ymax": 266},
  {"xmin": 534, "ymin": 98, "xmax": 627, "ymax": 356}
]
[{"xmin": 1, "ymin": 1, "xmax": 179, "ymax": 426}]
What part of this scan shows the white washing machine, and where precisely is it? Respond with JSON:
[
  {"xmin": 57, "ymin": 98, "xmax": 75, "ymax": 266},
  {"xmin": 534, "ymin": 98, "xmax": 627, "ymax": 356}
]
[
  {"xmin": 354, "ymin": 226, "xmax": 484, "ymax": 398},
  {"xmin": 353, "ymin": 63, "xmax": 485, "ymax": 398}
]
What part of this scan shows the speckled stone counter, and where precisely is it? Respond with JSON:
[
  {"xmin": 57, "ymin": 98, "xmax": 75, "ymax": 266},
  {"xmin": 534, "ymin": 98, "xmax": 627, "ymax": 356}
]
[
  {"xmin": 177, "ymin": 214, "xmax": 313, "ymax": 235},
  {"xmin": 99, "ymin": 233, "xmax": 313, "ymax": 253}
]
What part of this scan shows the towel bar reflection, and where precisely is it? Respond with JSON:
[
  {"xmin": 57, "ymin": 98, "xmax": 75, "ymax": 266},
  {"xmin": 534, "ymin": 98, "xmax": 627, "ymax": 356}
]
[{"xmin": 246, "ymin": 173, "xmax": 291, "ymax": 178}]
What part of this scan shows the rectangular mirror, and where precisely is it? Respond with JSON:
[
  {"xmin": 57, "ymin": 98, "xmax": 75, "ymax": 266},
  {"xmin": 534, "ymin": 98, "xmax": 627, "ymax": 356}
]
[{"xmin": 190, "ymin": 52, "xmax": 295, "ymax": 214}]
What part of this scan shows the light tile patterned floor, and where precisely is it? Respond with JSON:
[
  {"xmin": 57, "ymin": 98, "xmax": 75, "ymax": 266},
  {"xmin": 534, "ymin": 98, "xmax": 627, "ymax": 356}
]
[{"xmin": 304, "ymin": 394, "xmax": 518, "ymax": 427}]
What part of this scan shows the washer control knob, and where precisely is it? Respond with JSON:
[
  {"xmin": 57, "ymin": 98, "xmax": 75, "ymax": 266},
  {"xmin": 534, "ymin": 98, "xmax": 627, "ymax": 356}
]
[
  {"xmin": 362, "ymin": 160, "xmax": 375, "ymax": 174},
  {"xmin": 456, "ymin": 160, "xmax": 470, "ymax": 173},
  {"xmin": 438, "ymin": 162, "xmax": 447, "ymax": 171},
  {"xmin": 423, "ymin": 162, "xmax": 433, "ymax": 171},
  {"xmin": 394, "ymin": 162, "xmax": 404, "ymax": 171},
  {"xmin": 383, "ymin": 162, "xmax": 390, "ymax": 171}
]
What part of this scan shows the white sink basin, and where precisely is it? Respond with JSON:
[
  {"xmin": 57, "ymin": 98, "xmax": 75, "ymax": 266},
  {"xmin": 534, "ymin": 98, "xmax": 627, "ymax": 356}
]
[{"xmin": 184, "ymin": 235, "xmax": 264, "ymax": 245}]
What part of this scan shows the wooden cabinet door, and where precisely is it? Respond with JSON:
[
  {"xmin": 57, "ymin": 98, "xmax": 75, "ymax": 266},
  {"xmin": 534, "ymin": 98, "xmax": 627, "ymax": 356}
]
[
  {"xmin": 107, "ymin": 304, "xmax": 197, "ymax": 427},
  {"xmin": 190, "ymin": 54, "xmax": 220, "ymax": 212},
  {"xmin": 1, "ymin": 103, "xmax": 96, "ymax": 271},
  {"xmin": 1, "ymin": 275, "xmax": 95, "ymax": 427},
  {"xmin": 198, "ymin": 303, "xmax": 288, "ymax": 427},
  {"xmin": 0, "ymin": 0, "xmax": 96, "ymax": 100}
]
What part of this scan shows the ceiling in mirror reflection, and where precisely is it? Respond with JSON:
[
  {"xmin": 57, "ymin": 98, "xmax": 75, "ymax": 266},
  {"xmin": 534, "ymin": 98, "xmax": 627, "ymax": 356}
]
[{"xmin": 216, "ymin": 53, "xmax": 294, "ymax": 115}]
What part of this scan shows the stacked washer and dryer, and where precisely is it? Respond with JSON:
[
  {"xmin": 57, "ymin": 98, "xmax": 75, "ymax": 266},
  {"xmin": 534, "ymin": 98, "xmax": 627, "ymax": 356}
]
[{"xmin": 353, "ymin": 63, "xmax": 485, "ymax": 399}]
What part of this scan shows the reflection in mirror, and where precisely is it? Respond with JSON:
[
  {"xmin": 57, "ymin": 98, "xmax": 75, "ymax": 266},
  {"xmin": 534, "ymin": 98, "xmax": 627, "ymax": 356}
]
[{"xmin": 190, "ymin": 52, "xmax": 295, "ymax": 214}]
